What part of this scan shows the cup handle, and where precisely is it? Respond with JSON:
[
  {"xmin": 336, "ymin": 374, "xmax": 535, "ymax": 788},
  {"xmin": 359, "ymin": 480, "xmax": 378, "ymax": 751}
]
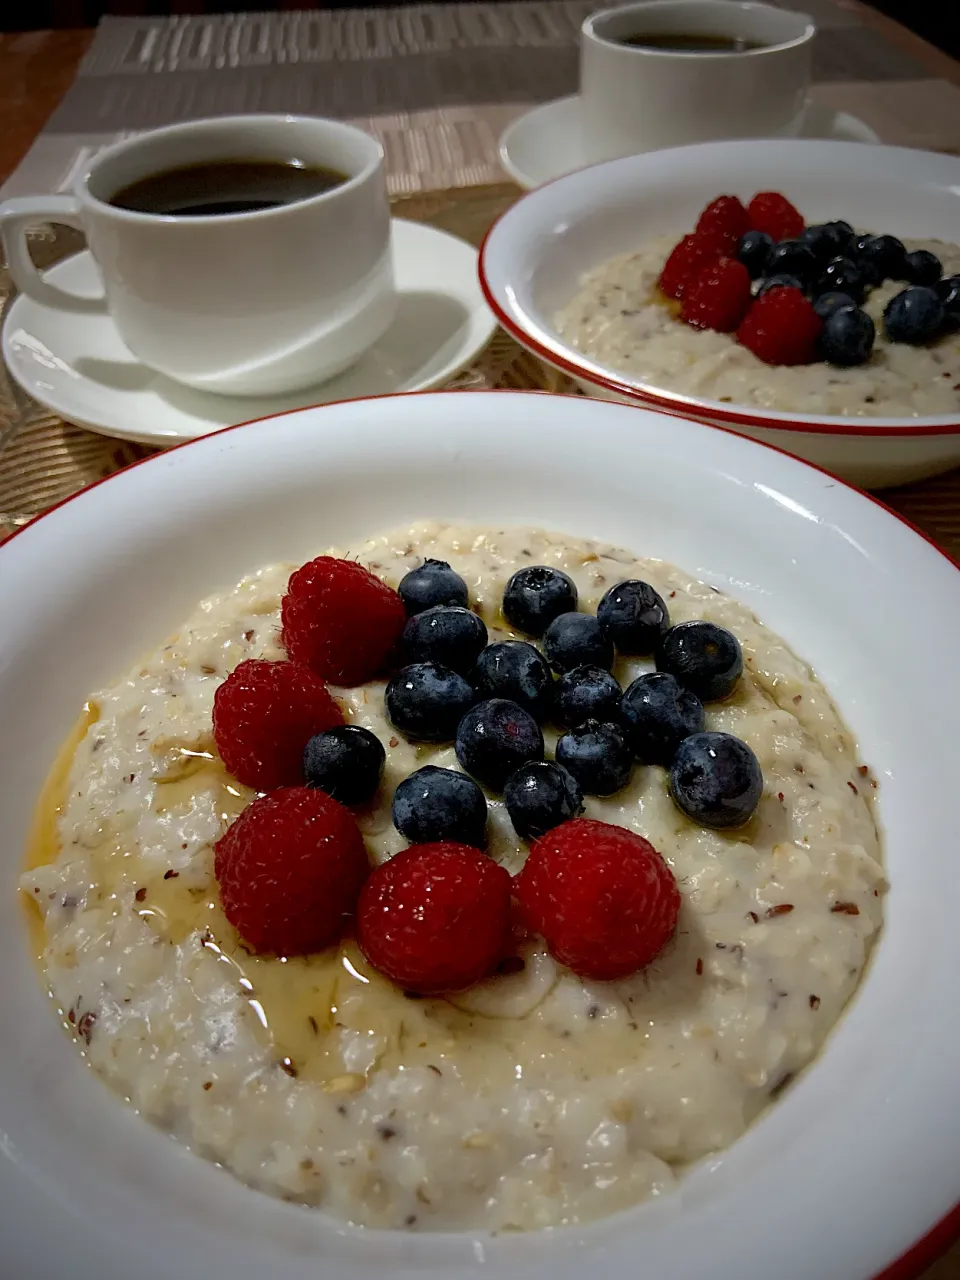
[{"xmin": 0, "ymin": 195, "xmax": 106, "ymax": 314}]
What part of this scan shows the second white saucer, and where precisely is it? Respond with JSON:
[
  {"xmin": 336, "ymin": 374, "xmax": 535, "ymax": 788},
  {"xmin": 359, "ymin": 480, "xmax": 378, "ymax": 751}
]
[
  {"xmin": 499, "ymin": 95, "xmax": 881, "ymax": 190},
  {"xmin": 2, "ymin": 219, "xmax": 496, "ymax": 447}
]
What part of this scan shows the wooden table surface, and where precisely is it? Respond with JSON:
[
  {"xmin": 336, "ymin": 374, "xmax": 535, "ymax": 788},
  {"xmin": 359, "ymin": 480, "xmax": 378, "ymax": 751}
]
[
  {"xmin": 0, "ymin": 11, "xmax": 959, "ymax": 1280},
  {"xmin": 0, "ymin": 28, "xmax": 93, "ymax": 184}
]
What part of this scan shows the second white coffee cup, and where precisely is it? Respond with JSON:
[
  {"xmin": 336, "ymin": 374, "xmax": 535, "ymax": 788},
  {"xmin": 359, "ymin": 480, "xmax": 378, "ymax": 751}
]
[
  {"xmin": 0, "ymin": 115, "xmax": 396, "ymax": 397},
  {"xmin": 581, "ymin": 1, "xmax": 816, "ymax": 165}
]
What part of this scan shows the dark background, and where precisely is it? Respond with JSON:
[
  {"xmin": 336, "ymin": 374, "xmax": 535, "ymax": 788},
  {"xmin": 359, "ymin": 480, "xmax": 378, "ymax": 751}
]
[
  {"xmin": 867, "ymin": 0, "xmax": 956, "ymax": 56},
  {"xmin": 1, "ymin": 1, "xmax": 956, "ymax": 59}
]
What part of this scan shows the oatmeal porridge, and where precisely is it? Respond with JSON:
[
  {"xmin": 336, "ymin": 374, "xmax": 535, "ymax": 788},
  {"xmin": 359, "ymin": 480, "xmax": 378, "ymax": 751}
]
[
  {"xmin": 554, "ymin": 233, "xmax": 960, "ymax": 417},
  {"xmin": 22, "ymin": 522, "xmax": 884, "ymax": 1232}
]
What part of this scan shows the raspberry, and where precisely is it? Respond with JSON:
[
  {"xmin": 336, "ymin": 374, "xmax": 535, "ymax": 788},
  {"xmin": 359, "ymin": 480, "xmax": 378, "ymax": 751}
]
[
  {"xmin": 213, "ymin": 658, "xmax": 343, "ymax": 791},
  {"xmin": 747, "ymin": 191, "xmax": 805, "ymax": 242},
  {"xmin": 695, "ymin": 195, "xmax": 750, "ymax": 251},
  {"xmin": 737, "ymin": 287, "xmax": 824, "ymax": 366},
  {"xmin": 680, "ymin": 256, "xmax": 752, "ymax": 332},
  {"xmin": 515, "ymin": 818, "xmax": 680, "ymax": 981},
  {"xmin": 658, "ymin": 231, "xmax": 728, "ymax": 300},
  {"xmin": 281, "ymin": 557, "xmax": 406, "ymax": 686},
  {"xmin": 356, "ymin": 843, "xmax": 512, "ymax": 993},
  {"xmin": 214, "ymin": 787, "xmax": 369, "ymax": 955}
]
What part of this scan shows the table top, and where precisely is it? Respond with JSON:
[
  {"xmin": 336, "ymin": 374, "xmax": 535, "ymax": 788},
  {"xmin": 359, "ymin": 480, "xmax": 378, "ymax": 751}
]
[
  {"xmin": 0, "ymin": 7, "xmax": 959, "ymax": 1278},
  {"xmin": 3, "ymin": 1, "xmax": 960, "ymax": 203},
  {"xmin": 0, "ymin": 28, "xmax": 94, "ymax": 184},
  {"xmin": 0, "ymin": 0, "xmax": 958, "ymax": 183}
]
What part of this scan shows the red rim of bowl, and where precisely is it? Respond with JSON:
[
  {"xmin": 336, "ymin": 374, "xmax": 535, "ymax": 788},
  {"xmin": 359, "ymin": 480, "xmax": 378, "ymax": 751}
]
[
  {"xmin": 477, "ymin": 195, "xmax": 960, "ymax": 440},
  {"xmin": 1, "ymin": 387, "xmax": 958, "ymax": 1276}
]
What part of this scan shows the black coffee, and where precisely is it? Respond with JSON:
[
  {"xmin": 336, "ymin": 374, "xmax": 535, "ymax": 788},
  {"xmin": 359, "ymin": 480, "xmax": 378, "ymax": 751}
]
[
  {"xmin": 109, "ymin": 160, "xmax": 349, "ymax": 217},
  {"xmin": 614, "ymin": 32, "xmax": 765, "ymax": 52}
]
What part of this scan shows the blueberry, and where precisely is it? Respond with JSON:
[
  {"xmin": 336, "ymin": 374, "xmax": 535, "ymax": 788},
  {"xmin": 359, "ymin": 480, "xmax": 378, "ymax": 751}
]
[
  {"xmin": 302, "ymin": 725, "xmax": 385, "ymax": 805},
  {"xmin": 801, "ymin": 221, "xmax": 854, "ymax": 263},
  {"xmin": 818, "ymin": 306, "xmax": 875, "ymax": 368},
  {"xmin": 398, "ymin": 558, "xmax": 468, "ymax": 615},
  {"xmin": 826, "ymin": 220, "xmax": 855, "ymax": 244},
  {"xmin": 656, "ymin": 620, "xmax": 743, "ymax": 701},
  {"xmin": 502, "ymin": 565, "xmax": 577, "ymax": 636},
  {"xmin": 814, "ymin": 256, "xmax": 866, "ymax": 304},
  {"xmin": 756, "ymin": 273, "xmax": 804, "ymax": 297},
  {"xmin": 903, "ymin": 249, "xmax": 942, "ymax": 287},
  {"xmin": 503, "ymin": 761, "xmax": 584, "ymax": 842},
  {"xmin": 554, "ymin": 665, "xmax": 622, "ymax": 728},
  {"xmin": 800, "ymin": 223, "xmax": 845, "ymax": 263},
  {"xmin": 813, "ymin": 290, "xmax": 857, "ymax": 320},
  {"xmin": 619, "ymin": 671, "xmax": 705, "ymax": 765},
  {"xmin": 385, "ymin": 662, "xmax": 476, "ymax": 742},
  {"xmin": 596, "ymin": 579, "xmax": 669, "ymax": 654},
  {"xmin": 736, "ymin": 229, "xmax": 774, "ymax": 278},
  {"xmin": 853, "ymin": 233, "xmax": 907, "ymax": 282},
  {"xmin": 542, "ymin": 612, "xmax": 613, "ymax": 674},
  {"xmin": 883, "ymin": 287, "xmax": 945, "ymax": 345},
  {"xmin": 455, "ymin": 698, "xmax": 544, "ymax": 791},
  {"xmin": 392, "ymin": 764, "xmax": 487, "ymax": 848},
  {"xmin": 855, "ymin": 258, "xmax": 881, "ymax": 290},
  {"xmin": 473, "ymin": 640, "xmax": 553, "ymax": 721},
  {"xmin": 555, "ymin": 720, "xmax": 633, "ymax": 797},
  {"xmin": 936, "ymin": 275, "xmax": 960, "ymax": 331},
  {"xmin": 669, "ymin": 731, "xmax": 763, "ymax": 829},
  {"xmin": 765, "ymin": 240, "xmax": 818, "ymax": 284},
  {"xmin": 402, "ymin": 606, "xmax": 487, "ymax": 675}
]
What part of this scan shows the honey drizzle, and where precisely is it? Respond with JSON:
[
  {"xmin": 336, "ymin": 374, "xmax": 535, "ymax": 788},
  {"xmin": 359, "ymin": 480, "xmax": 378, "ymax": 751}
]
[
  {"xmin": 138, "ymin": 822, "xmax": 518, "ymax": 1086},
  {"xmin": 23, "ymin": 718, "xmax": 546, "ymax": 1091},
  {"xmin": 22, "ymin": 702, "xmax": 99, "ymax": 958}
]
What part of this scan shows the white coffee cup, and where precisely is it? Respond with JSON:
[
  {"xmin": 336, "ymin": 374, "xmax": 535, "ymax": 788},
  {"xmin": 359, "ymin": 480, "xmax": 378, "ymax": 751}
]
[
  {"xmin": 581, "ymin": 1, "xmax": 816, "ymax": 165},
  {"xmin": 0, "ymin": 115, "xmax": 396, "ymax": 396}
]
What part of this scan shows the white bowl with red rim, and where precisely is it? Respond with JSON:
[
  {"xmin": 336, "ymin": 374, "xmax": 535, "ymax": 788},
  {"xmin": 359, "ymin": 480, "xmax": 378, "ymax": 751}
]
[
  {"xmin": 0, "ymin": 389, "xmax": 959, "ymax": 1279},
  {"xmin": 479, "ymin": 139, "xmax": 960, "ymax": 489}
]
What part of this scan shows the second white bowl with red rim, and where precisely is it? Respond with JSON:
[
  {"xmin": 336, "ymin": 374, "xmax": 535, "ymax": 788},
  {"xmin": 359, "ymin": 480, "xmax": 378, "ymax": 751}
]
[{"xmin": 479, "ymin": 138, "xmax": 960, "ymax": 489}]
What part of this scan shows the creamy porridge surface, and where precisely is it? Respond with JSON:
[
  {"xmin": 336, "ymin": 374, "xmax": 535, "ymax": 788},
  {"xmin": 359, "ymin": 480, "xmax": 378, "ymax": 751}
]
[
  {"xmin": 23, "ymin": 523, "xmax": 884, "ymax": 1231},
  {"xmin": 554, "ymin": 234, "xmax": 960, "ymax": 417}
]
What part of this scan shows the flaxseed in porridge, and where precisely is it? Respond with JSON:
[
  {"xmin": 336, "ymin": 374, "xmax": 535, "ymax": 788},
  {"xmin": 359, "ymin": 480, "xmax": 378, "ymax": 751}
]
[
  {"xmin": 555, "ymin": 233, "xmax": 960, "ymax": 417},
  {"xmin": 22, "ymin": 523, "xmax": 884, "ymax": 1232}
]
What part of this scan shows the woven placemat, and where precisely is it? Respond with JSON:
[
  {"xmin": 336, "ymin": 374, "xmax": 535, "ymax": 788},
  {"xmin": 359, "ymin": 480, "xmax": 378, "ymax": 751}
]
[
  {"xmin": 7, "ymin": 1, "xmax": 960, "ymax": 204},
  {"xmin": 2, "ymin": 180, "xmax": 960, "ymax": 562}
]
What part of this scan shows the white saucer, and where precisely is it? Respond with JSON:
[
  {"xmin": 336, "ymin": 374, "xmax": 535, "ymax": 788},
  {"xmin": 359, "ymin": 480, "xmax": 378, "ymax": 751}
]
[
  {"xmin": 2, "ymin": 218, "xmax": 496, "ymax": 446},
  {"xmin": 499, "ymin": 95, "xmax": 882, "ymax": 190}
]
